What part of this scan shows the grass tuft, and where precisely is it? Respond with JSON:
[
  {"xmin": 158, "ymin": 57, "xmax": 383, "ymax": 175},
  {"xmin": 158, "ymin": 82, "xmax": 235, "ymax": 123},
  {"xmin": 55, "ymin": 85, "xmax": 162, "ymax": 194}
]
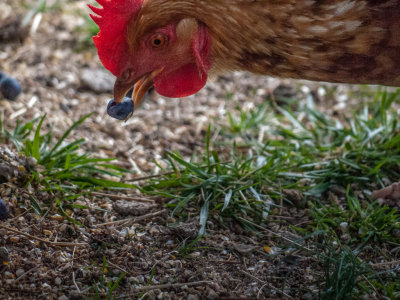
[
  {"xmin": 142, "ymin": 127, "xmax": 280, "ymax": 235},
  {"xmin": 319, "ymin": 246, "xmax": 368, "ymax": 300},
  {"xmin": 309, "ymin": 187, "xmax": 400, "ymax": 245},
  {"xmin": 0, "ymin": 114, "xmax": 135, "ymax": 221},
  {"xmin": 1, "ymin": 113, "xmax": 133, "ymax": 189}
]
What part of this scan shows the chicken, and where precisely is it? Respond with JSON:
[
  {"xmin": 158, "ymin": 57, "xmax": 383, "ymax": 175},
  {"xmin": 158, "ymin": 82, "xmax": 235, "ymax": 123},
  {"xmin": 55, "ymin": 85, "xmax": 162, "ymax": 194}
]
[{"xmin": 89, "ymin": 0, "xmax": 400, "ymax": 109}]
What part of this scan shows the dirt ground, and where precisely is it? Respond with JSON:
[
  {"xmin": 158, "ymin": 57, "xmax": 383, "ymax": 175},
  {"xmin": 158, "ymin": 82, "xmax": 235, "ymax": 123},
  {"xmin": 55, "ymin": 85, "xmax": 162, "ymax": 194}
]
[{"xmin": 1, "ymin": 1, "xmax": 392, "ymax": 299}]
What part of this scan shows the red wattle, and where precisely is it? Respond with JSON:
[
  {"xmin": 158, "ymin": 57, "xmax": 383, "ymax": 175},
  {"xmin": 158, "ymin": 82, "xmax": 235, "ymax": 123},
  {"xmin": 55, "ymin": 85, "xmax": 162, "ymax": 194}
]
[
  {"xmin": 154, "ymin": 63, "xmax": 207, "ymax": 98},
  {"xmin": 153, "ymin": 24, "xmax": 211, "ymax": 98}
]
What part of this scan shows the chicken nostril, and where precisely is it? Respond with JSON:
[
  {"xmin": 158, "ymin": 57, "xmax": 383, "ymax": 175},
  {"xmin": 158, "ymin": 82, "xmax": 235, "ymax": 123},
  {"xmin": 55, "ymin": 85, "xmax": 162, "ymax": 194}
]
[{"xmin": 120, "ymin": 68, "xmax": 134, "ymax": 82}]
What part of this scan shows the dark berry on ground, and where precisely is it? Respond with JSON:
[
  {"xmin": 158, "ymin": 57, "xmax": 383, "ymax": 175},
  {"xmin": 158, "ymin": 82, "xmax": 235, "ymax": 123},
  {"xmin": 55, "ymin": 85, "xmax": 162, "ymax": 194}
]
[
  {"xmin": 0, "ymin": 199, "xmax": 10, "ymax": 221},
  {"xmin": 0, "ymin": 76, "xmax": 22, "ymax": 101}
]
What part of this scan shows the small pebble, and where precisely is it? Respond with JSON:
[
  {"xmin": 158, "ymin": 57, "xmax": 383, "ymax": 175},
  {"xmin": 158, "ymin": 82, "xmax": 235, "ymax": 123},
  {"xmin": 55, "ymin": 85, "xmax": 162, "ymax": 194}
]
[
  {"xmin": 190, "ymin": 251, "xmax": 201, "ymax": 257},
  {"xmin": 341, "ymin": 233, "xmax": 351, "ymax": 241},
  {"xmin": 339, "ymin": 222, "xmax": 348, "ymax": 232},
  {"xmin": 129, "ymin": 275, "xmax": 144, "ymax": 283},
  {"xmin": 26, "ymin": 157, "xmax": 37, "ymax": 167},
  {"xmin": 149, "ymin": 227, "xmax": 159, "ymax": 235},
  {"xmin": 50, "ymin": 214, "xmax": 63, "ymax": 221},
  {"xmin": 80, "ymin": 68, "xmax": 114, "ymax": 93},
  {"xmin": 42, "ymin": 282, "xmax": 51, "ymax": 290},
  {"xmin": 16, "ymin": 269, "xmax": 25, "ymax": 277},
  {"xmin": 9, "ymin": 236, "xmax": 20, "ymax": 243},
  {"xmin": 392, "ymin": 229, "xmax": 400, "ymax": 239},
  {"xmin": 233, "ymin": 243, "xmax": 255, "ymax": 256}
]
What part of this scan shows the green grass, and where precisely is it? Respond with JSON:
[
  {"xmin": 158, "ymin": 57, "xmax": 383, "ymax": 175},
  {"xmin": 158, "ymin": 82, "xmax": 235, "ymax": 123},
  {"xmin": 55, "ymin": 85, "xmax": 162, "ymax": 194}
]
[
  {"xmin": 0, "ymin": 113, "xmax": 135, "ymax": 223},
  {"xmin": 317, "ymin": 244, "xmax": 400, "ymax": 299},
  {"xmin": 318, "ymin": 246, "xmax": 368, "ymax": 300},
  {"xmin": 141, "ymin": 126, "xmax": 284, "ymax": 235},
  {"xmin": 140, "ymin": 88, "xmax": 400, "ymax": 297},
  {"xmin": 1, "ymin": 113, "xmax": 133, "ymax": 189},
  {"xmin": 87, "ymin": 256, "xmax": 127, "ymax": 300},
  {"xmin": 22, "ymin": 0, "xmax": 47, "ymax": 27},
  {"xmin": 74, "ymin": 1, "xmax": 100, "ymax": 50},
  {"xmin": 142, "ymin": 89, "xmax": 400, "ymax": 232},
  {"xmin": 75, "ymin": 14, "xmax": 99, "ymax": 50},
  {"xmin": 1, "ymin": 86, "xmax": 399, "ymax": 298}
]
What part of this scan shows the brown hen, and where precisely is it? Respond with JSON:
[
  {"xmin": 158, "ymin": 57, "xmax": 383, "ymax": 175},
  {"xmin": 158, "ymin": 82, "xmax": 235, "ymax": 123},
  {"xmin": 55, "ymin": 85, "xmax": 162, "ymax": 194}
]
[{"xmin": 90, "ymin": 0, "xmax": 400, "ymax": 107}]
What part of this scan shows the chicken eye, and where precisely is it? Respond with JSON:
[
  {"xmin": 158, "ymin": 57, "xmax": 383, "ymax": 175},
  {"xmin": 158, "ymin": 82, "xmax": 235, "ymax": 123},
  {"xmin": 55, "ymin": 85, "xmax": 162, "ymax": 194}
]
[{"xmin": 150, "ymin": 34, "xmax": 168, "ymax": 48}]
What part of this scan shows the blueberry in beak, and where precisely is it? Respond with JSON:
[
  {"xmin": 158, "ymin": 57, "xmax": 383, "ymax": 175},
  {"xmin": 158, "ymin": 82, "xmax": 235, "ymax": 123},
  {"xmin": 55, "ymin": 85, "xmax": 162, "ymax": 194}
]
[{"xmin": 106, "ymin": 97, "xmax": 134, "ymax": 120}]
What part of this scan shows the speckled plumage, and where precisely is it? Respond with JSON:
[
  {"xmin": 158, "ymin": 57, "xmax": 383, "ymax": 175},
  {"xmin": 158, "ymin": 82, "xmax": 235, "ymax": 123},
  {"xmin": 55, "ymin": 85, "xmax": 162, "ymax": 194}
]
[{"xmin": 129, "ymin": 0, "xmax": 400, "ymax": 86}]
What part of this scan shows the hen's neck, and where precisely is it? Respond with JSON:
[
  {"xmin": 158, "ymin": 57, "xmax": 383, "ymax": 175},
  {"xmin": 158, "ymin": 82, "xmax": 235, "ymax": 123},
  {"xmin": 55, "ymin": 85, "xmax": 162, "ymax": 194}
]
[{"xmin": 137, "ymin": 0, "xmax": 400, "ymax": 86}]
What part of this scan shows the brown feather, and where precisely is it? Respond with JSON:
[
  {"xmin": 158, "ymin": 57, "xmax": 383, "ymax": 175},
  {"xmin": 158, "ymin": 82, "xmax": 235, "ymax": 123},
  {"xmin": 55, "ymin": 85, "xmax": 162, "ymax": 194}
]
[{"xmin": 127, "ymin": 0, "xmax": 400, "ymax": 86}]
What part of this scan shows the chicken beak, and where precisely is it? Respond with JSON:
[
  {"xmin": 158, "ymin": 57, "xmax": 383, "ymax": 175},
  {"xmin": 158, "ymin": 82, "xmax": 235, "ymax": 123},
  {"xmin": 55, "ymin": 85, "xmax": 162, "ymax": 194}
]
[
  {"xmin": 113, "ymin": 68, "xmax": 163, "ymax": 110},
  {"xmin": 113, "ymin": 74, "xmax": 136, "ymax": 104}
]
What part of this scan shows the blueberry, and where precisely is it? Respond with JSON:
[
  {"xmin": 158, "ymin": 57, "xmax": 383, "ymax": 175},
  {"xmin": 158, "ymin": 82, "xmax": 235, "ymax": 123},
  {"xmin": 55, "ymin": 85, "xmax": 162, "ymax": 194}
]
[
  {"xmin": 0, "ymin": 76, "xmax": 21, "ymax": 101},
  {"xmin": 0, "ymin": 198, "xmax": 10, "ymax": 221},
  {"xmin": 107, "ymin": 97, "xmax": 134, "ymax": 120}
]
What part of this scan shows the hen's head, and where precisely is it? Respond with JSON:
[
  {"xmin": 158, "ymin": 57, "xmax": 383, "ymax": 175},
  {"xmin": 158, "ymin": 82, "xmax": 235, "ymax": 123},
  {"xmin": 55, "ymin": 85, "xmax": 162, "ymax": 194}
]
[{"xmin": 89, "ymin": 0, "xmax": 211, "ymax": 107}]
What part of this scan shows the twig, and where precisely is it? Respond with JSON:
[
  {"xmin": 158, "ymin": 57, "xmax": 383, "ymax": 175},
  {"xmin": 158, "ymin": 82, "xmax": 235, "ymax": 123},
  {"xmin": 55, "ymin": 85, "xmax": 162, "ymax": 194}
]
[
  {"xmin": 268, "ymin": 215, "xmax": 296, "ymax": 220},
  {"xmin": 126, "ymin": 172, "xmax": 175, "ymax": 182},
  {"xmin": 237, "ymin": 217, "xmax": 313, "ymax": 253},
  {"xmin": 14, "ymin": 266, "xmax": 40, "ymax": 282},
  {"xmin": 293, "ymin": 220, "xmax": 310, "ymax": 227},
  {"xmin": 239, "ymin": 270, "xmax": 293, "ymax": 299},
  {"xmin": 0, "ymin": 225, "xmax": 87, "ymax": 247},
  {"xmin": 278, "ymin": 180, "xmax": 283, "ymax": 215},
  {"xmin": 125, "ymin": 161, "xmax": 233, "ymax": 182},
  {"xmin": 361, "ymin": 274, "xmax": 379, "ymax": 297},
  {"xmin": 91, "ymin": 192, "xmax": 156, "ymax": 203},
  {"xmin": 72, "ymin": 246, "xmax": 81, "ymax": 294},
  {"xmin": 107, "ymin": 261, "xmax": 130, "ymax": 275},
  {"xmin": 371, "ymin": 260, "xmax": 400, "ymax": 268},
  {"xmin": 257, "ymin": 283, "xmax": 269, "ymax": 299},
  {"xmin": 219, "ymin": 298, "xmax": 261, "ymax": 300},
  {"xmin": 209, "ymin": 260, "xmax": 241, "ymax": 264},
  {"xmin": 6, "ymin": 208, "xmax": 32, "ymax": 223},
  {"xmin": 136, "ymin": 280, "xmax": 214, "ymax": 292},
  {"xmin": 95, "ymin": 210, "xmax": 167, "ymax": 227}
]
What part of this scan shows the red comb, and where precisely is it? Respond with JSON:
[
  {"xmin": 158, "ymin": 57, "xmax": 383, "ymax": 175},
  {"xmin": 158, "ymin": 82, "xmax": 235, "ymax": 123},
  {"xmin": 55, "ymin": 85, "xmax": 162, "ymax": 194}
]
[{"xmin": 88, "ymin": 0, "xmax": 143, "ymax": 76}]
